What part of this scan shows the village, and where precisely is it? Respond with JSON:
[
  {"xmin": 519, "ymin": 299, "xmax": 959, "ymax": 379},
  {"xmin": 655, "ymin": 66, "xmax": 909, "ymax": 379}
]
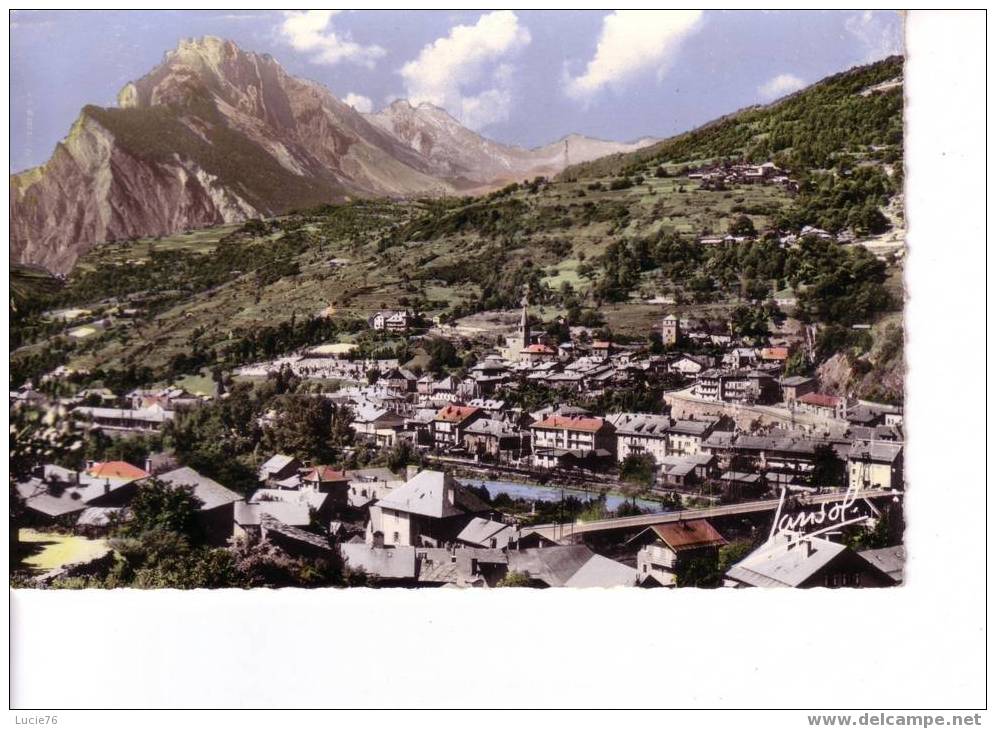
[{"xmin": 11, "ymin": 295, "xmax": 905, "ymax": 589}]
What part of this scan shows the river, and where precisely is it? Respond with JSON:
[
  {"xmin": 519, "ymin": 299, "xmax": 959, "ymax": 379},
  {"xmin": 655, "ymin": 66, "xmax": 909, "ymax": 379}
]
[{"xmin": 469, "ymin": 478, "xmax": 666, "ymax": 514}]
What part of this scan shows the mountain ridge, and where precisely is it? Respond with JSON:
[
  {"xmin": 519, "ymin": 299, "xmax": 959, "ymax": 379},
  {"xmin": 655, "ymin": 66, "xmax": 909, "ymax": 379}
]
[{"xmin": 10, "ymin": 36, "xmax": 657, "ymax": 274}]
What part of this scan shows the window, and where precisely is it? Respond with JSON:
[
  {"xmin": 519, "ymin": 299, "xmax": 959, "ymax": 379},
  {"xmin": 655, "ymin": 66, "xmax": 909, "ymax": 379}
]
[{"xmin": 393, "ymin": 531, "xmax": 399, "ymax": 543}]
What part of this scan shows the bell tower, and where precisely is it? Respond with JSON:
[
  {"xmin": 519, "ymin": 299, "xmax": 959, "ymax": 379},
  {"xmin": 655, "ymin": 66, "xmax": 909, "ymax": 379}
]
[{"xmin": 520, "ymin": 294, "xmax": 531, "ymax": 350}]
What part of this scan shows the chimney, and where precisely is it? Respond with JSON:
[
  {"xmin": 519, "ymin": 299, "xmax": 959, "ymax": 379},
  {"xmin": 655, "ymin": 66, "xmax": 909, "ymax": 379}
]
[
  {"xmin": 104, "ymin": 479, "xmax": 111, "ymax": 495},
  {"xmin": 144, "ymin": 456, "xmax": 153, "ymax": 474}
]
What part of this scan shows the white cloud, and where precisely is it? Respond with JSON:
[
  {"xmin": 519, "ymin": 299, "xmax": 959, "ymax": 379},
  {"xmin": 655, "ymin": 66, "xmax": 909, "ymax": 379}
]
[
  {"xmin": 566, "ymin": 10, "xmax": 704, "ymax": 101},
  {"xmin": 279, "ymin": 10, "xmax": 385, "ymax": 67},
  {"xmin": 845, "ymin": 11, "xmax": 904, "ymax": 62},
  {"xmin": 758, "ymin": 73, "xmax": 806, "ymax": 101},
  {"xmin": 400, "ymin": 11, "xmax": 531, "ymax": 130},
  {"xmin": 343, "ymin": 93, "xmax": 373, "ymax": 113}
]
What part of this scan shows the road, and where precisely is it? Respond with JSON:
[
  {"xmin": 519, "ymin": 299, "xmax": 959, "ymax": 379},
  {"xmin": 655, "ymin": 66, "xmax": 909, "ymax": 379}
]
[{"xmin": 526, "ymin": 488, "xmax": 901, "ymax": 542}]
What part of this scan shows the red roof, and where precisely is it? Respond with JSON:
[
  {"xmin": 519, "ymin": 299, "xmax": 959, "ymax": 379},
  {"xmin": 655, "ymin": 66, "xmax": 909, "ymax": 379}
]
[
  {"xmin": 592, "ymin": 340, "xmax": 611, "ymax": 348},
  {"xmin": 521, "ymin": 344, "xmax": 555, "ymax": 354},
  {"xmin": 86, "ymin": 461, "xmax": 149, "ymax": 481},
  {"xmin": 652, "ymin": 520, "xmax": 727, "ymax": 552},
  {"xmin": 761, "ymin": 347, "xmax": 790, "ymax": 360},
  {"xmin": 532, "ymin": 415, "xmax": 606, "ymax": 433},
  {"xmin": 797, "ymin": 392, "xmax": 841, "ymax": 408},
  {"xmin": 435, "ymin": 405, "xmax": 482, "ymax": 423},
  {"xmin": 302, "ymin": 466, "xmax": 348, "ymax": 483}
]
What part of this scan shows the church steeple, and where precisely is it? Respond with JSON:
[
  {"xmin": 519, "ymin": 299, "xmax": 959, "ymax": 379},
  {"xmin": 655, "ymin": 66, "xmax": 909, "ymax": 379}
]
[{"xmin": 520, "ymin": 293, "xmax": 530, "ymax": 350}]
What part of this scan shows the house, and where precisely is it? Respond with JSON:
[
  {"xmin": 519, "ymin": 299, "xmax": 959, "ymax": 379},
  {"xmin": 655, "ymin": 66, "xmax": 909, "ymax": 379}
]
[
  {"xmin": 416, "ymin": 374, "xmax": 436, "ymax": 397},
  {"xmin": 846, "ymin": 402, "xmax": 904, "ymax": 428},
  {"xmin": 858, "ymin": 545, "xmax": 905, "ymax": 584},
  {"xmin": 628, "ymin": 519, "xmax": 727, "ymax": 586},
  {"xmin": 257, "ymin": 454, "xmax": 303, "ymax": 486},
  {"xmin": 693, "ymin": 369, "xmax": 779, "ymax": 405},
  {"xmin": 430, "ymin": 375, "xmax": 462, "ymax": 403},
  {"xmin": 340, "ymin": 468, "xmax": 405, "ymax": 515},
  {"xmin": 416, "ymin": 547, "xmax": 508, "ymax": 587},
  {"xmin": 726, "ymin": 533, "xmax": 897, "ymax": 588},
  {"xmin": 299, "ymin": 465, "xmax": 351, "ymax": 512},
  {"xmin": 234, "ymin": 500, "xmax": 314, "ymax": 540},
  {"xmin": 258, "ymin": 515, "xmax": 336, "ymax": 560},
  {"xmin": 780, "ymin": 375, "xmax": 817, "ymax": 404},
  {"xmin": 703, "ymin": 432, "xmax": 846, "ymax": 491},
  {"xmin": 795, "ymin": 392, "xmax": 848, "ymax": 419},
  {"xmin": 456, "ymin": 517, "xmax": 517, "ymax": 550},
  {"xmin": 157, "ymin": 467, "xmax": 243, "ymax": 544},
  {"xmin": 723, "ymin": 348, "xmax": 759, "ymax": 369},
  {"xmin": 719, "ymin": 471, "xmax": 766, "ymax": 498},
  {"xmin": 72, "ymin": 404, "xmax": 175, "ymax": 434},
  {"xmin": 760, "ymin": 347, "xmax": 791, "ymax": 364},
  {"xmin": 368, "ymin": 310, "xmax": 410, "ymax": 332},
  {"xmin": 85, "ymin": 460, "xmax": 150, "ymax": 485},
  {"xmin": 530, "ymin": 415, "xmax": 616, "ymax": 469},
  {"xmin": 608, "ymin": 413, "xmax": 718, "ymax": 463},
  {"xmin": 520, "ymin": 343, "xmax": 557, "ymax": 364},
  {"xmin": 609, "ymin": 413, "xmax": 674, "ymax": 464},
  {"xmin": 563, "ymin": 554, "xmax": 639, "ymax": 588},
  {"xmin": 462, "ymin": 418, "xmax": 528, "ymax": 462},
  {"xmin": 432, "ymin": 404, "xmax": 485, "ymax": 450},
  {"xmin": 667, "ymin": 418, "xmax": 721, "ymax": 456},
  {"xmin": 847, "ymin": 441, "xmax": 904, "ymax": 491},
  {"xmin": 15, "ymin": 463, "xmax": 148, "ymax": 525},
  {"xmin": 670, "ymin": 354, "xmax": 712, "ymax": 376},
  {"xmin": 351, "ymin": 402, "xmax": 405, "ymax": 443},
  {"xmin": 590, "ymin": 340, "xmax": 613, "ymax": 360},
  {"xmin": 466, "ymin": 398, "xmax": 507, "ymax": 415},
  {"xmin": 379, "ymin": 367, "xmax": 418, "ymax": 394},
  {"xmin": 340, "ymin": 544, "xmax": 419, "ymax": 585},
  {"xmin": 366, "ymin": 470, "xmax": 491, "ymax": 548},
  {"xmin": 657, "ymin": 454, "xmax": 716, "ymax": 488},
  {"xmin": 504, "ymin": 545, "xmax": 636, "ymax": 588}
]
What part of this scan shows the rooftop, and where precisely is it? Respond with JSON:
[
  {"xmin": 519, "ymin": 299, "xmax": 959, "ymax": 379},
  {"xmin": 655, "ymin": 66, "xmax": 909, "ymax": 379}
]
[
  {"xmin": 532, "ymin": 414, "xmax": 607, "ymax": 433},
  {"xmin": 434, "ymin": 404, "xmax": 481, "ymax": 423},
  {"xmin": 651, "ymin": 520, "xmax": 727, "ymax": 551}
]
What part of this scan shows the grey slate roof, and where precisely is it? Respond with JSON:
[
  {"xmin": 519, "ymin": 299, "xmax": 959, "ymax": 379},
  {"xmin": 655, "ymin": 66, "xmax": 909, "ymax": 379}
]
[
  {"xmin": 564, "ymin": 554, "xmax": 638, "ymax": 588},
  {"xmin": 726, "ymin": 534, "xmax": 846, "ymax": 588},
  {"xmin": 456, "ymin": 517, "xmax": 513, "ymax": 547},
  {"xmin": 374, "ymin": 470, "xmax": 489, "ymax": 519},
  {"xmin": 848, "ymin": 441, "xmax": 903, "ymax": 463},
  {"xmin": 340, "ymin": 544, "xmax": 417, "ymax": 579},
  {"xmin": 506, "ymin": 545, "xmax": 595, "ymax": 587},
  {"xmin": 158, "ymin": 466, "xmax": 242, "ymax": 511},
  {"xmin": 858, "ymin": 546, "xmax": 905, "ymax": 583}
]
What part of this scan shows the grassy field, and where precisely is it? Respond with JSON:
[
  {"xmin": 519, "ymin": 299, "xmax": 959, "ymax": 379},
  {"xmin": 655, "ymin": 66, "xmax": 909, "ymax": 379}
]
[
  {"xmin": 18, "ymin": 529, "xmax": 111, "ymax": 572},
  {"xmin": 74, "ymin": 224, "xmax": 242, "ymax": 271}
]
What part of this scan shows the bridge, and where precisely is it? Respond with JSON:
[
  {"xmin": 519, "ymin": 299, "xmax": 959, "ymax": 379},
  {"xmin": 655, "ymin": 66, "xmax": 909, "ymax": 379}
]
[{"xmin": 526, "ymin": 488, "xmax": 902, "ymax": 543}]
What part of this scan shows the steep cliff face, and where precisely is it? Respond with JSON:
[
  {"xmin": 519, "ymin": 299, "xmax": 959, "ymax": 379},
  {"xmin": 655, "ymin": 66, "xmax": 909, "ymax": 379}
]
[
  {"xmin": 10, "ymin": 37, "xmax": 450, "ymax": 273},
  {"xmin": 11, "ymin": 112, "xmax": 259, "ymax": 274}
]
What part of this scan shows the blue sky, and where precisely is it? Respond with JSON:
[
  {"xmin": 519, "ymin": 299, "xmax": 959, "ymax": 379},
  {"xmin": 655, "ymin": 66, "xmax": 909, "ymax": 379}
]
[{"xmin": 9, "ymin": 10, "xmax": 903, "ymax": 173}]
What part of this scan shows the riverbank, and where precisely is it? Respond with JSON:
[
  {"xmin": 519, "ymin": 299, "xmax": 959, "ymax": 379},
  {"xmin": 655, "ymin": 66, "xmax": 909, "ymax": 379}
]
[{"xmin": 427, "ymin": 456, "xmax": 664, "ymax": 506}]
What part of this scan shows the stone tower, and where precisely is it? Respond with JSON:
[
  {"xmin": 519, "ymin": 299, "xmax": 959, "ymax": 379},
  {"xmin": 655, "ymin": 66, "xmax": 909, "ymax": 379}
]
[{"xmin": 662, "ymin": 314, "xmax": 680, "ymax": 346}]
